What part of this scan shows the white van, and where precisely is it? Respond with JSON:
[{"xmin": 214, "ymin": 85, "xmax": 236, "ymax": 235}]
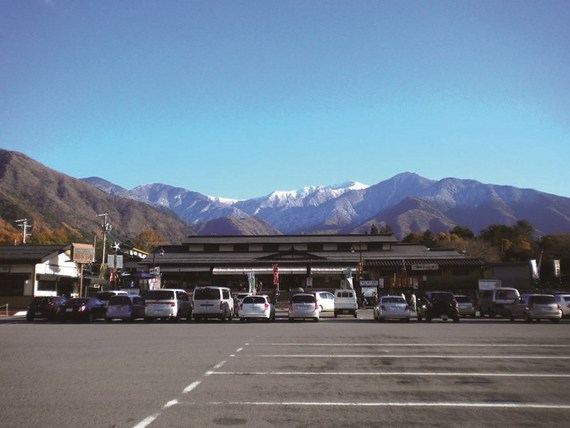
[
  {"xmin": 144, "ymin": 288, "xmax": 192, "ymax": 322},
  {"xmin": 334, "ymin": 289, "xmax": 358, "ymax": 318},
  {"xmin": 192, "ymin": 286, "xmax": 234, "ymax": 321},
  {"xmin": 478, "ymin": 287, "xmax": 520, "ymax": 318}
]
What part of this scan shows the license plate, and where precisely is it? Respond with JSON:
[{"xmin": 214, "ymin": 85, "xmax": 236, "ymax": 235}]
[
  {"xmin": 66, "ymin": 308, "xmax": 73, "ymax": 312},
  {"xmin": 35, "ymin": 312, "xmax": 42, "ymax": 316}
]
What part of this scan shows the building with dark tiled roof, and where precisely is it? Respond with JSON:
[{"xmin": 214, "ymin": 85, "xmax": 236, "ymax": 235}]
[{"xmin": 140, "ymin": 234, "xmax": 487, "ymax": 296}]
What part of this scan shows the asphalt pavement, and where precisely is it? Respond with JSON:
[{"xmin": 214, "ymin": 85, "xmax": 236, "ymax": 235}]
[{"xmin": 1, "ymin": 310, "xmax": 569, "ymax": 427}]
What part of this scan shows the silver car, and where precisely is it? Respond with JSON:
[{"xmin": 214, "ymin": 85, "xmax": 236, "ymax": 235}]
[
  {"xmin": 239, "ymin": 295, "xmax": 275, "ymax": 322},
  {"xmin": 554, "ymin": 294, "xmax": 570, "ymax": 318},
  {"xmin": 106, "ymin": 295, "xmax": 145, "ymax": 322},
  {"xmin": 373, "ymin": 295, "xmax": 411, "ymax": 322},
  {"xmin": 508, "ymin": 294, "xmax": 562, "ymax": 323},
  {"xmin": 455, "ymin": 295, "xmax": 476, "ymax": 317},
  {"xmin": 288, "ymin": 293, "xmax": 320, "ymax": 322}
]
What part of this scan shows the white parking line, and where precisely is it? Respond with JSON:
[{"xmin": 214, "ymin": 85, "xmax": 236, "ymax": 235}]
[
  {"xmin": 207, "ymin": 401, "xmax": 570, "ymax": 410},
  {"xmin": 264, "ymin": 343, "xmax": 570, "ymax": 348},
  {"xmin": 132, "ymin": 414, "xmax": 159, "ymax": 428},
  {"xmin": 133, "ymin": 341, "xmax": 253, "ymax": 428},
  {"xmin": 209, "ymin": 371, "xmax": 570, "ymax": 378},
  {"xmin": 182, "ymin": 381, "xmax": 201, "ymax": 394},
  {"xmin": 258, "ymin": 354, "xmax": 570, "ymax": 359}
]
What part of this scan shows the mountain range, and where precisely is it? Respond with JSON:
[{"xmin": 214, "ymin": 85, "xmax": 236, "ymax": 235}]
[
  {"xmin": 1, "ymin": 149, "xmax": 569, "ymax": 242},
  {"xmin": 82, "ymin": 171, "xmax": 570, "ymax": 238}
]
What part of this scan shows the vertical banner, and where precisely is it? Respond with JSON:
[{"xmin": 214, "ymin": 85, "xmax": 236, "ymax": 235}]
[
  {"xmin": 554, "ymin": 260, "xmax": 561, "ymax": 278},
  {"xmin": 530, "ymin": 259, "xmax": 539, "ymax": 280},
  {"xmin": 273, "ymin": 264, "xmax": 279, "ymax": 287},
  {"xmin": 248, "ymin": 272, "xmax": 256, "ymax": 295}
]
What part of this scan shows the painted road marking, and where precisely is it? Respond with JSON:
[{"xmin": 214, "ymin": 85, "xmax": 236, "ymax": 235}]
[
  {"xmin": 206, "ymin": 401, "xmax": 570, "ymax": 410},
  {"xmin": 258, "ymin": 354, "xmax": 570, "ymax": 359},
  {"xmin": 209, "ymin": 371, "xmax": 570, "ymax": 378},
  {"xmin": 263, "ymin": 343, "xmax": 570, "ymax": 348}
]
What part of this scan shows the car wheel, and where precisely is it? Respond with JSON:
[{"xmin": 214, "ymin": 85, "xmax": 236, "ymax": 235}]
[
  {"xmin": 551, "ymin": 318, "xmax": 560, "ymax": 323},
  {"xmin": 26, "ymin": 313, "xmax": 34, "ymax": 322},
  {"xmin": 240, "ymin": 317, "xmax": 245, "ymax": 323},
  {"xmin": 525, "ymin": 313, "xmax": 533, "ymax": 323},
  {"xmin": 105, "ymin": 317, "xmax": 112, "ymax": 323},
  {"xmin": 453, "ymin": 316, "xmax": 460, "ymax": 323},
  {"xmin": 87, "ymin": 312, "xmax": 94, "ymax": 323},
  {"xmin": 334, "ymin": 312, "xmax": 338, "ymax": 318},
  {"xmin": 417, "ymin": 313, "xmax": 423, "ymax": 322},
  {"xmin": 353, "ymin": 311, "xmax": 358, "ymax": 319},
  {"xmin": 509, "ymin": 312, "xmax": 515, "ymax": 322},
  {"xmin": 145, "ymin": 317, "xmax": 153, "ymax": 322},
  {"xmin": 288, "ymin": 317, "xmax": 293, "ymax": 322},
  {"xmin": 313, "ymin": 317, "xmax": 319, "ymax": 322}
]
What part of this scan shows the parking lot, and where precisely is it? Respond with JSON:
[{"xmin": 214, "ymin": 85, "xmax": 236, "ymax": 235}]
[{"xmin": 1, "ymin": 311, "xmax": 569, "ymax": 427}]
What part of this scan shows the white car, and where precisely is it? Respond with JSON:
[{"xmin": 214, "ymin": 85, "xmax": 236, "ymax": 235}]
[
  {"xmin": 289, "ymin": 293, "xmax": 320, "ymax": 322},
  {"xmin": 554, "ymin": 294, "xmax": 570, "ymax": 318},
  {"xmin": 373, "ymin": 295, "xmax": 411, "ymax": 322},
  {"xmin": 313, "ymin": 291, "xmax": 335, "ymax": 312},
  {"xmin": 239, "ymin": 295, "xmax": 275, "ymax": 322},
  {"xmin": 192, "ymin": 286, "xmax": 234, "ymax": 321}
]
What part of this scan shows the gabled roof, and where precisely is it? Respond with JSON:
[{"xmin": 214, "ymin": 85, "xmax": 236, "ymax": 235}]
[{"xmin": 0, "ymin": 245, "xmax": 70, "ymax": 264}]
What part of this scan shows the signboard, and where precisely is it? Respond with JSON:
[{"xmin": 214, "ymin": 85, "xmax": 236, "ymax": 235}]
[
  {"xmin": 71, "ymin": 243, "xmax": 95, "ymax": 264},
  {"xmin": 360, "ymin": 280, "xmax": 379, "ymax": 286},
  {"xmin": 411, "ymin": 263, "xmax": 439, "ymax": 271},
  {"xmin": 306, "ymin": 276, "xmax": 313, "ymax": 288}
]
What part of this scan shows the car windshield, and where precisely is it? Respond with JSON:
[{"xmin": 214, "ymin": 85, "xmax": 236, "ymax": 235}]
[
  {"xmin": 243, "ymin": 296, "xmax": 266, "ymax": 304},
  {"xmin": 145, "ymin": 290, "xmax": 174, "ymax": 300},
  {"xmin": 194, "ymin": 288, "xmax": 220, "ymax": 300},
  {"xmin": 531, "ymin": 295, "xmax": 556, "ymax": 304},
  {"xmin": 382, "ymin": 297, "xmax": 405, "ymax": 304},
  {"xmin": 496, "ymin": 290, "xmax": 518, "ymax": 300},
  {"xmin": 109, "ymin": 296, "xmax": 132, "ymax": 305},
  {"xmin": 455, "ymin": 296, "xmax": 472, "ymax": 303},
  {"xmin": 431, "ymin": 293, "xmax": 454, "ymax": 302},
  {"xmin": 292, "ymin": 295, "xmax": 315, "ymax": 303},
  {"xmin": 68, "ymin": 298, "xmax": 89, "ymax": 305},
  {"xmin": 562, "ymin": 296, "xmax": 570, "ymax": 302}
]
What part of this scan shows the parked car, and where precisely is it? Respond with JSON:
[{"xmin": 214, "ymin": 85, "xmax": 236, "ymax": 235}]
[
  {"xmin": 455, "ymin": 295, "xmax": 477, "ymax": 317},
  {"xmin": 373, "ymin": 295, "xmax": 411, "ymax": 322},
  {"xmin": 417, "ymin": 291, "xmax": 460, "ymax": 322},
  {"xmin": 289, "ymin": 293, "xmax": 320, "ymax": 322},
  {"xmin": 508, "ymin": 294, "xmax": 562, "ymax": 323},
  {"xmin": 313, "ymin": 291, "xmax": 335, "ymax": 312},
  {"xmin": 239, "ymin": 295, "xmax": 275, "ymax": 322},
  {"xmin": 233, "ymin": 293, "xmax": 252, "ymax": 317},
  {"xmin": 334, "ymin": 289, "xmax": 358, "ymax": 318},
  {"xmin": 144, "ymin": 289, "xmax": 192, "ymax": 322},
  {"xmin": 26, "ymin": 296, "xmax": 68, "ymax": 322},
  {"xmin": 57, "ymin": 297, "xmax": 107, "ymax": 323},
  {"xmin": 478, "ymin": 287, "xmax": 520, "ymax": 318},
  {"xmin": 105, "ymin": 295, "xmax": 145, "ymax": 322},
  {"xmin": 554, "ymin": 294, "xmax": 570, "ymax": 318},
  {"xmin": 192, "ymin": 286, "xmax": 234, "ymax": 321},
  {"xmin": 96, "ymin": 290, "xmax": 129, "ymax": 307}
]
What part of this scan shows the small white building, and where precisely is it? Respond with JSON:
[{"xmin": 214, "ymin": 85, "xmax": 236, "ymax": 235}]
[{"xmin": 0, "ymin": 245, "xmax": 81, "ymax": 308}]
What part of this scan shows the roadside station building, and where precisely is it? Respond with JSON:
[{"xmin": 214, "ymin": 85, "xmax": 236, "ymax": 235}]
[
  {"xmin": 0, "ymin": 245, "xmax": 80, "ymax": 309},
  {"xmin": 141, "ymin": 234, "xmax": 487, "ymax": 297}
]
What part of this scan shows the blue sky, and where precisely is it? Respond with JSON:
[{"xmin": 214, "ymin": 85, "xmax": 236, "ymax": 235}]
[{"xmin": 1, "ymin": 0, "xmax": 569, "ymax": 199}]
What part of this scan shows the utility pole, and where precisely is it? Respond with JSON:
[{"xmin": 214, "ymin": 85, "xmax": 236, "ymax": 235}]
[
  {"xmin": 97, "ymin": 213, "xmax": 111, "ymax": 272},
  {"xmin": 15, "ymin": 219, "xmax": 32, "ymax": 244}
]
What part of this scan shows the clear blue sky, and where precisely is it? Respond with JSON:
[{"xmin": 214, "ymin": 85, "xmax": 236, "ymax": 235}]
[{"xmin": 1, "ymin": 0, "xmax": 569, "ymax": 199}]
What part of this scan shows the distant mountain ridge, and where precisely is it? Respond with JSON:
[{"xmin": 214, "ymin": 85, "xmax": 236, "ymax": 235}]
[
  {"xmin": 82, "ymin": 173, "xmax": 570, "ymax": 238},
  {"xmin": 0, "ymin": 150, "xmax": 193, "ymax": 244}
]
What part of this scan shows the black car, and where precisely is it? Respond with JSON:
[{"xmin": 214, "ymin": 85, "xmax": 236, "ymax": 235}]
[
  {"xmin": 417, "ymin": 291, "xmax": 460, "ymax": 322},
  {"xmin": 26, "ymin": 296, "xmax": 68, "ymax": 321},
  {"xmin": 57, "ymin": 297, "xmax": 107, "ymax": 323}
]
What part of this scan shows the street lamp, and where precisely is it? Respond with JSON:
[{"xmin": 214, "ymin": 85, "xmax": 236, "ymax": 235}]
[{"xmin": 350, "ymin": 242, "xmax": 364, "ymax": 280}]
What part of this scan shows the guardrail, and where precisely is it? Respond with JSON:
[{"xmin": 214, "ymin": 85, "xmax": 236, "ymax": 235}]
[{"xmin": 0, "ymin": 304, "xmax": 8, "ymax": 317}]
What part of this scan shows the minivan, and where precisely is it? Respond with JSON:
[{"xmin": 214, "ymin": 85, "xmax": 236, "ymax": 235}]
[
  {"xmin": 192, "ymin": 286, "xmax": 234, "ymax": 321},
  {"xmin": 144, "ymin": 289, "xmax": 192, "ymax": 322},
  {"xmin": 478, "ymin": 287, "xmax": 520, "ymax": 318}
]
